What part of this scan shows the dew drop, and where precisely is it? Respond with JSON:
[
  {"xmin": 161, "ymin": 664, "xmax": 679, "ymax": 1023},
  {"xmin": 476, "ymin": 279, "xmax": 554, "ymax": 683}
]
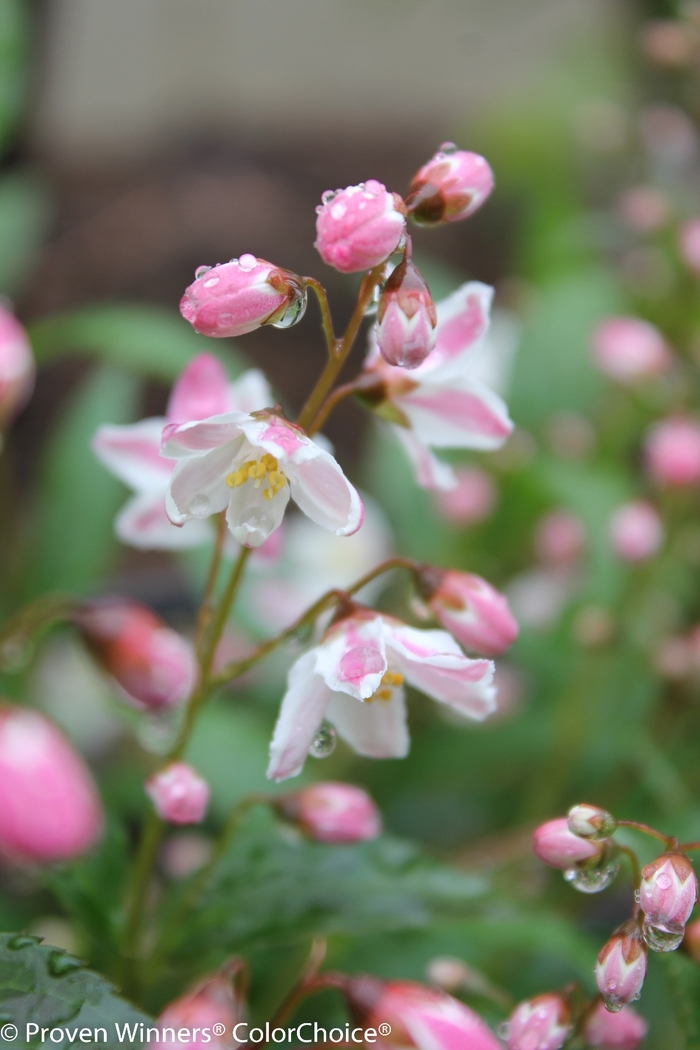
[
  {"xmin": 47, "ymin": 950, "xmax": 83, "ymax": 976},
  {"xmin": 7, "ymin": 934, "xmax": 41, "ymax": 950},
  {"xmin": 322, "ymin": 190, "xmax": 339, "ymax": 205},
  {"xmin": 634, "ymin": 889, "xmax": 641, "ymax": 903},
  {"xmin": 604, "ymin": 1001, "xmax": 624, "ymax": 1014},
  {"xmin": 203, "ymin": 276, "xmax": 220, "ymax": 288},
  {"xmin": 656, "ymin": 873, "xmax": 672, "ymax": 890},
  {"xmin": 632, "ymin": 992, "xmax": 641, "ymax": 1001},
  {"xmin": 309, "ymin": 722, "xmax": 336, "ymax": 759},
  {"xmin": 643, "ymin": 920, "xmax": 684, "ymax": 952},
  {"xmin": 330, "ymin": 203, "xmax": 347, "ymax": 220},
  {"xmin": 239, "ymin": 253, "xmax": 257, "ymax": 271},
  {"xmin": 606, "ymin": 979, "xmax": 618, "ymax": 991},
  {"xmin": 271, "ymin": 292, "xmax": 308, "ymax": 330},
  {"xmin": 136, "ymin": 711, "xmax": 179, "ymax": 755},
  {"xmin": 563, "ymin": 857, "xmax": 620, "ymax": 893},
  {"xmin": 496, "ymin": 1022, "xmax": 510, "ymax": 1040},
  {"xmin": 439, "ymin": 141, "xmax": 459, "ymax": 155},
  {"xmin": 189, "ymin": 494, "xmax": 211, "ymax": 518},
  {"xmin": 195, "ymin": 265, "xmax": 212, "ymax": 279}
]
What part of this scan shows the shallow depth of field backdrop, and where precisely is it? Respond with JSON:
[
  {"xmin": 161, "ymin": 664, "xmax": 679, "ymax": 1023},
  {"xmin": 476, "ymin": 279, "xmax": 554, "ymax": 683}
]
[{"xmin": 5, "ymin": 0, "xmax": 700, "ymax": 1047}]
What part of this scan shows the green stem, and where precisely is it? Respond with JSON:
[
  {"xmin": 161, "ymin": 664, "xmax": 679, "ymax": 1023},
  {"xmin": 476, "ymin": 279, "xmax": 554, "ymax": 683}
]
[
  {"xmin": 619, "ymin": 844, "xmax": 642, "ymax": 887},
  {"xmin": 616, "ymin": 820, "xmax": 675, "ymax": 848},
  {"xmin": 305, "ymin": 278, "xmax": 338, "ymax": 357},
  {"xmin": 193, "ymin": 512, "xmax": 228, "ymax": 651},
  {"xmin": 305, "ymin": 379, "xmax": 365, "ymax": 436},
  {"xmin": 118, "ymin": 810, "xmax": 164, "ymax": 993}
]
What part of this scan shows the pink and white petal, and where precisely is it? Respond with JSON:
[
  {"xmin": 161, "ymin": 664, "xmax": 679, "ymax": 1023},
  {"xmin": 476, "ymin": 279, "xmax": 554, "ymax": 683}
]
[
  {"xmin": 237, "ymin": 415, "xmax": 308, "ymax": 460},
  {"xmin": 325, "ymin": 688, "xmax": 410, "ymax": 758},
  {"xmin": 227, "ymin": 368, "xmax": 274, "ymax": 413},
  {"xmin": 392, "ymin": 427, "xmax": 457, "ymax": 491},
  {"xmin": 116, "ymin": 492, "xmax": 212, "ymax": 550},
  {"xmin": 385, "ymin": 623, "xmax": 496, "ymax": 720},
  {"xmin": 165, "ymin": 353, "xmax": 230, "ymax": 424},
  {"xmin": 226, "ymin": 481, "xmax": 290, "ymax": 547},
  {"xmin": 166, "ymin": 443, "xmax": 235, "ymax": 524},
  {"xmin": 92, "ymin": 419, "xmax": 171, "ymax": 491},
  {"xmin": 398, "ymin": 376, "xmax": 512, "ymax": 450},
  {"xmin": 161, "ymin": 412, "xmax": 248, "ymax": 457},
  {"xmin": 314, "ymin": 617, "xmax": 387, "ymax": 700},
  {"xmin": 402, "ymin": 999, "xmax": 498, "ymax": 1050},
  {"xmin": 267, "ymin": 652, "xmax": 331, "ymax": 781},
  {"xmin": 287, "ymin": 451, "xmax": 364, "ymax": 536},
  {"xmin": 413, "ymin": 282, "xmax": 493, "ymax": 378}
]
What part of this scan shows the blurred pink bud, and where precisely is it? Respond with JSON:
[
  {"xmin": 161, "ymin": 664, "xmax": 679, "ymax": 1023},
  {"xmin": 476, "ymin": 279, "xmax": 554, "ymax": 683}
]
[
  {"xmin": 679, "ymin": 218, "xmax": 700, "ymax": 275},
  {"xmin": 683, "ymin": 917, "xmax": 700, "ymax": 962},
  {"xmin": 582, "ymin": 1001, "xmax": 647, "ymax": 1050},
  {"xmin": 376, "ymin": 258, "xmax": 437, "ymax": 369},
  {"xmin": 534, "ymin": 511, "xmax": 586, "ymax": 566},
  {"xmin": 0, "ymin": 307, "xmax": 34, "ymax": 427},
  {"xmin": 159, "ymin": 959, "xmax": 245, "ymax": 1050},
  {"xmin": 345, "ymin": 977, "xmax": 502, "ymax": 1050},
  {"xmin": 609, "ymin": 501, "xmax": 664, "ymax": 562},
  {"xmin": 422, "ymin": 569, "xmax": 518, "ymax": 656},
  {"xmin": 640, "ymin": 19, "xmax": 697, "ymax": 68},
  {"xmin": 77, "ymin": 600, "xmax": 196, "ymax": 711},
  {"xmin": 180, "ymin": 256, "xmax": 307, "ymax": 338},
  {"xmin": 146, "ymin": 762, "xmax": 209, "ymax": 825},
  {"xmin": 434, "ymin": 467, "xmax": 496, "ymax": 525},
  {"xmin": 406, "ymin": 144, "xmax": 494, "ymax": 226},
  {"xmin": 595, "ymin": 920, "xmax": 647, "ymax": 1010},
  {"xmin": 506, "ymin": 992, "xmax": 571, "ymax": 1050},
  {"xmin": 654, "ymin": 635, "xmax": 692, "ymax": 680},
  {"xmin": 315, "ymin": 181, "xmax": 406, "ymax": 274},
  {"xmin": 618, "ymin": 185, "xmax": 670, "ymax": 232},
  {"xmin": 644, "ymin": 416, "xmax": 700, "ymax": 487},
  {"xmin": 567, "ymin": 803, "xmax": 617, "ymax": 841},
  {"xmin": 533, "ymin": 818, "xmax": 604, "ymax": 870},
  {"xmin": 592, "ymin": 317, "xmax": 671, "ymax": 383},
  {"xmin": 0, "ymin": 704, "xmax": 103, "ymax": 863},
  {"xmin": 639, "ymin": 851, "xmax": 697, "ymax": 931},
  {"xmin": 277, "ymin": 781, "xmax": 381, "ymax": 843},
  {"xmin": 166, "ymin": 353, "xmax": 230, "ymax": 423}
]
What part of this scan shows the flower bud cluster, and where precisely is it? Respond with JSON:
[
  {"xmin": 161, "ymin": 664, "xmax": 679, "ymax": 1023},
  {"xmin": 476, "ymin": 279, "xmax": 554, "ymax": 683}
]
[{"xmin": 533, "ymin": 809, "xmax": 619, "ymax": 893}]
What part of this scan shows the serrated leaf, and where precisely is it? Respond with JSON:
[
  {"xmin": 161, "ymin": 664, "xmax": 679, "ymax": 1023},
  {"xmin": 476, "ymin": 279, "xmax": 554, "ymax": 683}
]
[{"xmin": 0, "ymin": 934, "xmax": 151, "ymax": 1048}]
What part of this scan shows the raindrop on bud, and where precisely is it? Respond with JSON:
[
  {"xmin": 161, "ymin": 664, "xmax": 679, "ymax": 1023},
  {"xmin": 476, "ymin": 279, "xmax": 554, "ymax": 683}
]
[
  {"xmin": 195, "ymin": 265, "xmax": 212, "ymax": 279},
  {"xmin": 309, "ymin": 722, "xmax": 336, "ymax": 758},
  {"xmin": 563, "ymin": 855, "xmax": 620, "ymax": 893},
  {"xmin": 642, "ymin": 920, "xmax": 684, "ymax": 952},
  {"xmin": 270, "ymin": 292, "xmax": 308, "ymax": 329}
]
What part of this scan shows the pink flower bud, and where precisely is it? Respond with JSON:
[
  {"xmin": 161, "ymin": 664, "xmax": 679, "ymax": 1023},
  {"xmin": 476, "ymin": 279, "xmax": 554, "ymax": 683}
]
[
  {"xmin": 344, "ymin": 977, "xmax": 502, "ymax": 1050},
  {"xmin": 146, "ymin": 762, "xmax": 209, "ymax": 825},
  {"xmin": 644, "ymin": 416, "xmax": 700, "ymax": 487},
  {"xmin": 406, "ymin": 144, "xmax": 494, "ymax": 226},
  {"xmin": 533, "ymin": 818, "xmax": 604, "ymax": 870},
  {"xmin": 595, "ymin": 920, "xmax": 647, "ymax": 1010},
  {"xmin": 567, "ymin": 803, "xmax": 617, "ymax": 840},
  {"xmin": 376, "ymin": 258, "xmax": 437, "ymax": 369},
  {"xmin": 609, "ymin": 501, "xmax": 664, "ymax": 562},
  {"xmin": 618, "ymin": 185, "xmax": 670, "ymax": 232},
  {"xmin": 582, "ymin": 1001, "xmax": 647, "ymax": 1050},
  {"xmin": 679, "ymin": 217, "xmax": 700, "ymax": 275},
  {"xmin": 534, "ymin": 511, "xmax": 586, "ymax": 566},
  {"xmin": 159, "ymin": 959, "xmax": 245, "ymax": 1049},
  {"xmin": 639, "ymin": 851, "xmax": 698, "ymax": 931},
  {"xmin": 591, "ymin": 317, "xmax": 671, "ymax": 383},
  {"xmin": 421, "ymin": 569, "xmax": 518, "ymax": 657},
  {"xmin": 506, "ymin": 993, "xmax": 571, "ymax": 1050},
  {"xmin": 434, "ymin": 467, "xmax": 496, "ymax": 525},
  {"xmin": 76, "ymin": 599, "xmax": 196, "ymax": 710},
  {"xmin": 277, "ymin": 782, "xmax": 381, "ymax": 844},
  {"xmin": 314, "ymin": 181, "xmax": 406, "ymax": 274},
  {"xmin": 180, "ymin": 256, "xmax": 307, "ymax": 338},
  {"xmin": 683, "ymin": 917, "xmax": 700, "ymax": 961},
  {"xmin": 0, "ymin": 704, "xmax": 103, "ymax": 863},
  {"xmin": 0, "ymin": 306, "xmax": 34, "ymax": 427}
]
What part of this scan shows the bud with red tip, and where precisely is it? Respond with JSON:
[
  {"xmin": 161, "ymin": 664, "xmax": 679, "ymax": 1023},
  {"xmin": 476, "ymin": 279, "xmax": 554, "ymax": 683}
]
[
  {"xmin": 146, "ymin": 762, "xmax": 210, "ymax": 825},
  {"xmin": 581, "ymin": 1001, "xmax": 647, "ymax": 1050},
  {"xmin": 276, "ymin": 782, "xmax": 381, "ymax": 844},
  {"xmin": 609, "ymin": 502, "xmax": 664, "ymax": 562},
  {"xmin": 591, "ymin": 317, "xmax": 671, "ymax": 384},
  {"xmin": 159, "ymin": 959, "xmax": 245, "ymax": 1050},
  {"xmin": 505, "ymin": 993, "xmax": 571, "ymax": 1050},
  {"xmin": 595, "ymin": 920, "xmax": 647, "ymax": 1010},
  {"xmin": 180, "ymin": 256, "xmax": 307, "ymax": 338},
  {"xmin": 567, "ymin": 803, "xmax": 617, "ymax": 841},
  {"xmin": 0, "ymin": 704, "xmax": 103, "ymax": 863},
  {"xmin": 375, "ymin": 256, "xmax": 437, "ymax": 369},
  {"xmin": 0, "ymin": 306, "xmax": 34, "ymax": 428},
  {"xmin": 344, "ymin": 977, "xmax": 502, "ymax": 1050},
  {"xmin": 76, "ymin": 599, "xmax": 196, "ymax": 710},
  {"xmin": 406, "ymin": 144, "xmax": 494, "ymax": 226},
  {"xmin": 314, "ymin": 181, "xmax": 406, "ymax": 274},
  {"xmin": 639, "ymin": 851, "xmax": 698, "ymax": 933},
  {"xmin": 534, "ymin": 511, "xmax": 586, "ymax": 566},
  {"xmin": 679, "ymin": 217, "xmax": 700, "ymax": 276},
  {"xmin": 420, "ymin": 568, "xmax": 518, "ymax": 657},
  {"xmin": 533, "ymin": 818, "xmax": 605, "ymax": 869},
  {"xmin": 644, "ymin": 416, "xmax": 700, "ymax": 487}
]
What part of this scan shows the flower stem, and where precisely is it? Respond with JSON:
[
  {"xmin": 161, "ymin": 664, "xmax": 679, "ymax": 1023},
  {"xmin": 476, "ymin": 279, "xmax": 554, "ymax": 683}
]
[
  {"xmin": 616, "ymin": 820, "xmax": 676, "ymax": 848},
  {"xmin": 193, "ymin": 512, "xmax": 228, "ymax": 651},
  {"xmin": 305, "ymin": 278, "xmax": 338, "ymax": 357},
  {"xmin": 619, "ymin": 844, "xmax": 642, "ymax": 887}
]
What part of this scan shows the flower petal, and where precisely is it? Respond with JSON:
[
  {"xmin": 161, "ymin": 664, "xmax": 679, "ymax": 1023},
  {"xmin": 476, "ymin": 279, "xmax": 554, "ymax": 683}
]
[
  {"xmin": 166, "ymin": 442, "xmax": 236, "ymax": 524},
  {"xmin": 385, "ymin": 622, "xmax": 496, "ymax": 720},
  {"xmin": 92, "ymin": 419, "xmax": 171, "ymax": 491},
  {"xmin": 165, "ymin": 353, "xmax": 230, "ymax": 424},
  {"xmin": 414, "ymin": 282, "xmax": 493, "ymax": 377},
  {"xmin": 397, "ymin": 375, "xmax": 513, "ymax": 450},
  {"xmin": 314, "ymin": 616, "xmax": 387, "ymax": 700},
  {"xmin": 288, "ymin": 449, "xmax": 364, "ymax": 536},
  {"xmin": 326, "ymin": 688, "xmax": 409, "ymax": 758},
  {"xmin": 116, "ymin": 492, "xmax": 211, "ymax": 550},
  {"xmin": 226, "ymin": 481, "xmax": 290, "ymax": 547},
  {"xmin": 267, "ymin": 652, "xmax": 331, "ymax": 781},
  {"xmin": 392, "ymin": 427, "xmax": 457, "ymax": 491},
  {"xmin": 228, "ymin": 368, "xmax": 274, "ymax": 413},
  {"xmin": 161, "ymin": 412, "xmax": 248, "ymax": 457}
]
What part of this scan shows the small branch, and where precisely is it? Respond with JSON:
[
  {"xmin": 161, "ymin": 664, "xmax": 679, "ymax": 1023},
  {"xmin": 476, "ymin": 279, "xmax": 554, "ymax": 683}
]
[
  {"xmin": 619, "ymin": 844, "xmax": 642, "ymax": 888},
  {"xmin": 193, "ymin": 512, "xmax": 228, "ymax": 651},
  {"xmin": 305, "ymin": 278, "xmax": 338, "ymax": 358},
  {"xmin": 0, "ymin": 592, "xmax": 78, "ymax": 653},
  {"xmin": 678, "ymin": 841, "xmax": 700, "ymax": 852},
  {"xmin": 616, "ymin": 820, "xmax": 675, "ymax": 848},
  {"xmin": 267, "ymin": 967, "xmax": 347, "ymax": 1036},
  {"xmin": 306, "ymin": 379, "xmax": 365, "ymax": 436}
]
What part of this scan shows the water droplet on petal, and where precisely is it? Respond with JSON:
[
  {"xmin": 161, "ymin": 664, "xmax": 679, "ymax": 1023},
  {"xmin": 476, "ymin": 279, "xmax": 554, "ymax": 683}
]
[
  {"xmin": 496, "ymin": 1023, "xmax": 510, "ymax": 1040},
  {"xmin": 657, "ymin": 873, "xmax": 672, "ymax": 889},
  {"xmin": 563, "ymin": 857, "xmax": 620, "ymax": 893},
  {"xmin": 634, "ymin": 889, "xmax": 641, "ymax": 903},
  {"xmin": 203, "ymin": 276, "xmax": 220, "ymax": 288},
  {"xmin": 271, "ymin": 291, "xmax": 308, "ymax": 329},
  {"xmin": 47, "ymin": 950, "xmax": 83, "ymax": 976},
  {"xmin": 632, "ymin": 992, "xmax": 641, "ymax": 1001},
  {"xmin": 189, "ymin": 494, "xmax": 211, "ymax": 518},
  {"xmin": 643, "ymin": 920, "xmax": 684, "ymax": 952},
  {"xmin": 604, "ymin": 1001, "xmax": 624, "ymax": 1014},
  {"xmin": 322, "ymin": 190, "xmax": 338, "ymax": 205},
  {"xmin": 195, "ymin": 265, "xmax": 212, "ymax": 279},
  {"xmin": 309, "ymin": 722, "xmax": 336, "ymax": 758},
  {"xmin": 239, "ymin": 253, "xmax": 257, "ymax": 271},
  {"xmin": 439, "ymin": 141, "xmax": 459, "ymax": 154}
]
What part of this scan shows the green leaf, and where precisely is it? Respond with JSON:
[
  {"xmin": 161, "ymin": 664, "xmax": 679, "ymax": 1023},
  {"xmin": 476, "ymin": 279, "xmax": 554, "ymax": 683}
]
[
  {"xmin": 28, "ymin": 305, "xmax": 241, "ymax": 382},
  {"xmin": 24, "ymin": 367, "xmax": 139, "ymax": 598},
  {"xmin": 665, "ymin": 951, "xmax": 700, "ymax": 1050},
  {"xmin": 0, "ymin": 933, "xmax": 151, "ymax": 1048},
  {"xmin": 0, "ymin": 0, "xmax": 29, "ymax": 155}
]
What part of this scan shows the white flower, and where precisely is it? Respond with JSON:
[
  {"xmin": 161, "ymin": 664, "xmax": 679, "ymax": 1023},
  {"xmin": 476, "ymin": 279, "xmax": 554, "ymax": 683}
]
[{"xmin": 267, "ymin": 610, "xmax": 495, "ymax": 781}]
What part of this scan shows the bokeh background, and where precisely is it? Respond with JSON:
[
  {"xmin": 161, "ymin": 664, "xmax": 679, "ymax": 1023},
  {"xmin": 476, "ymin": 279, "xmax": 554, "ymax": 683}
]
[{"xmin": 4, "ymin": 0, "xmax": 700, "ymax": 1045}]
